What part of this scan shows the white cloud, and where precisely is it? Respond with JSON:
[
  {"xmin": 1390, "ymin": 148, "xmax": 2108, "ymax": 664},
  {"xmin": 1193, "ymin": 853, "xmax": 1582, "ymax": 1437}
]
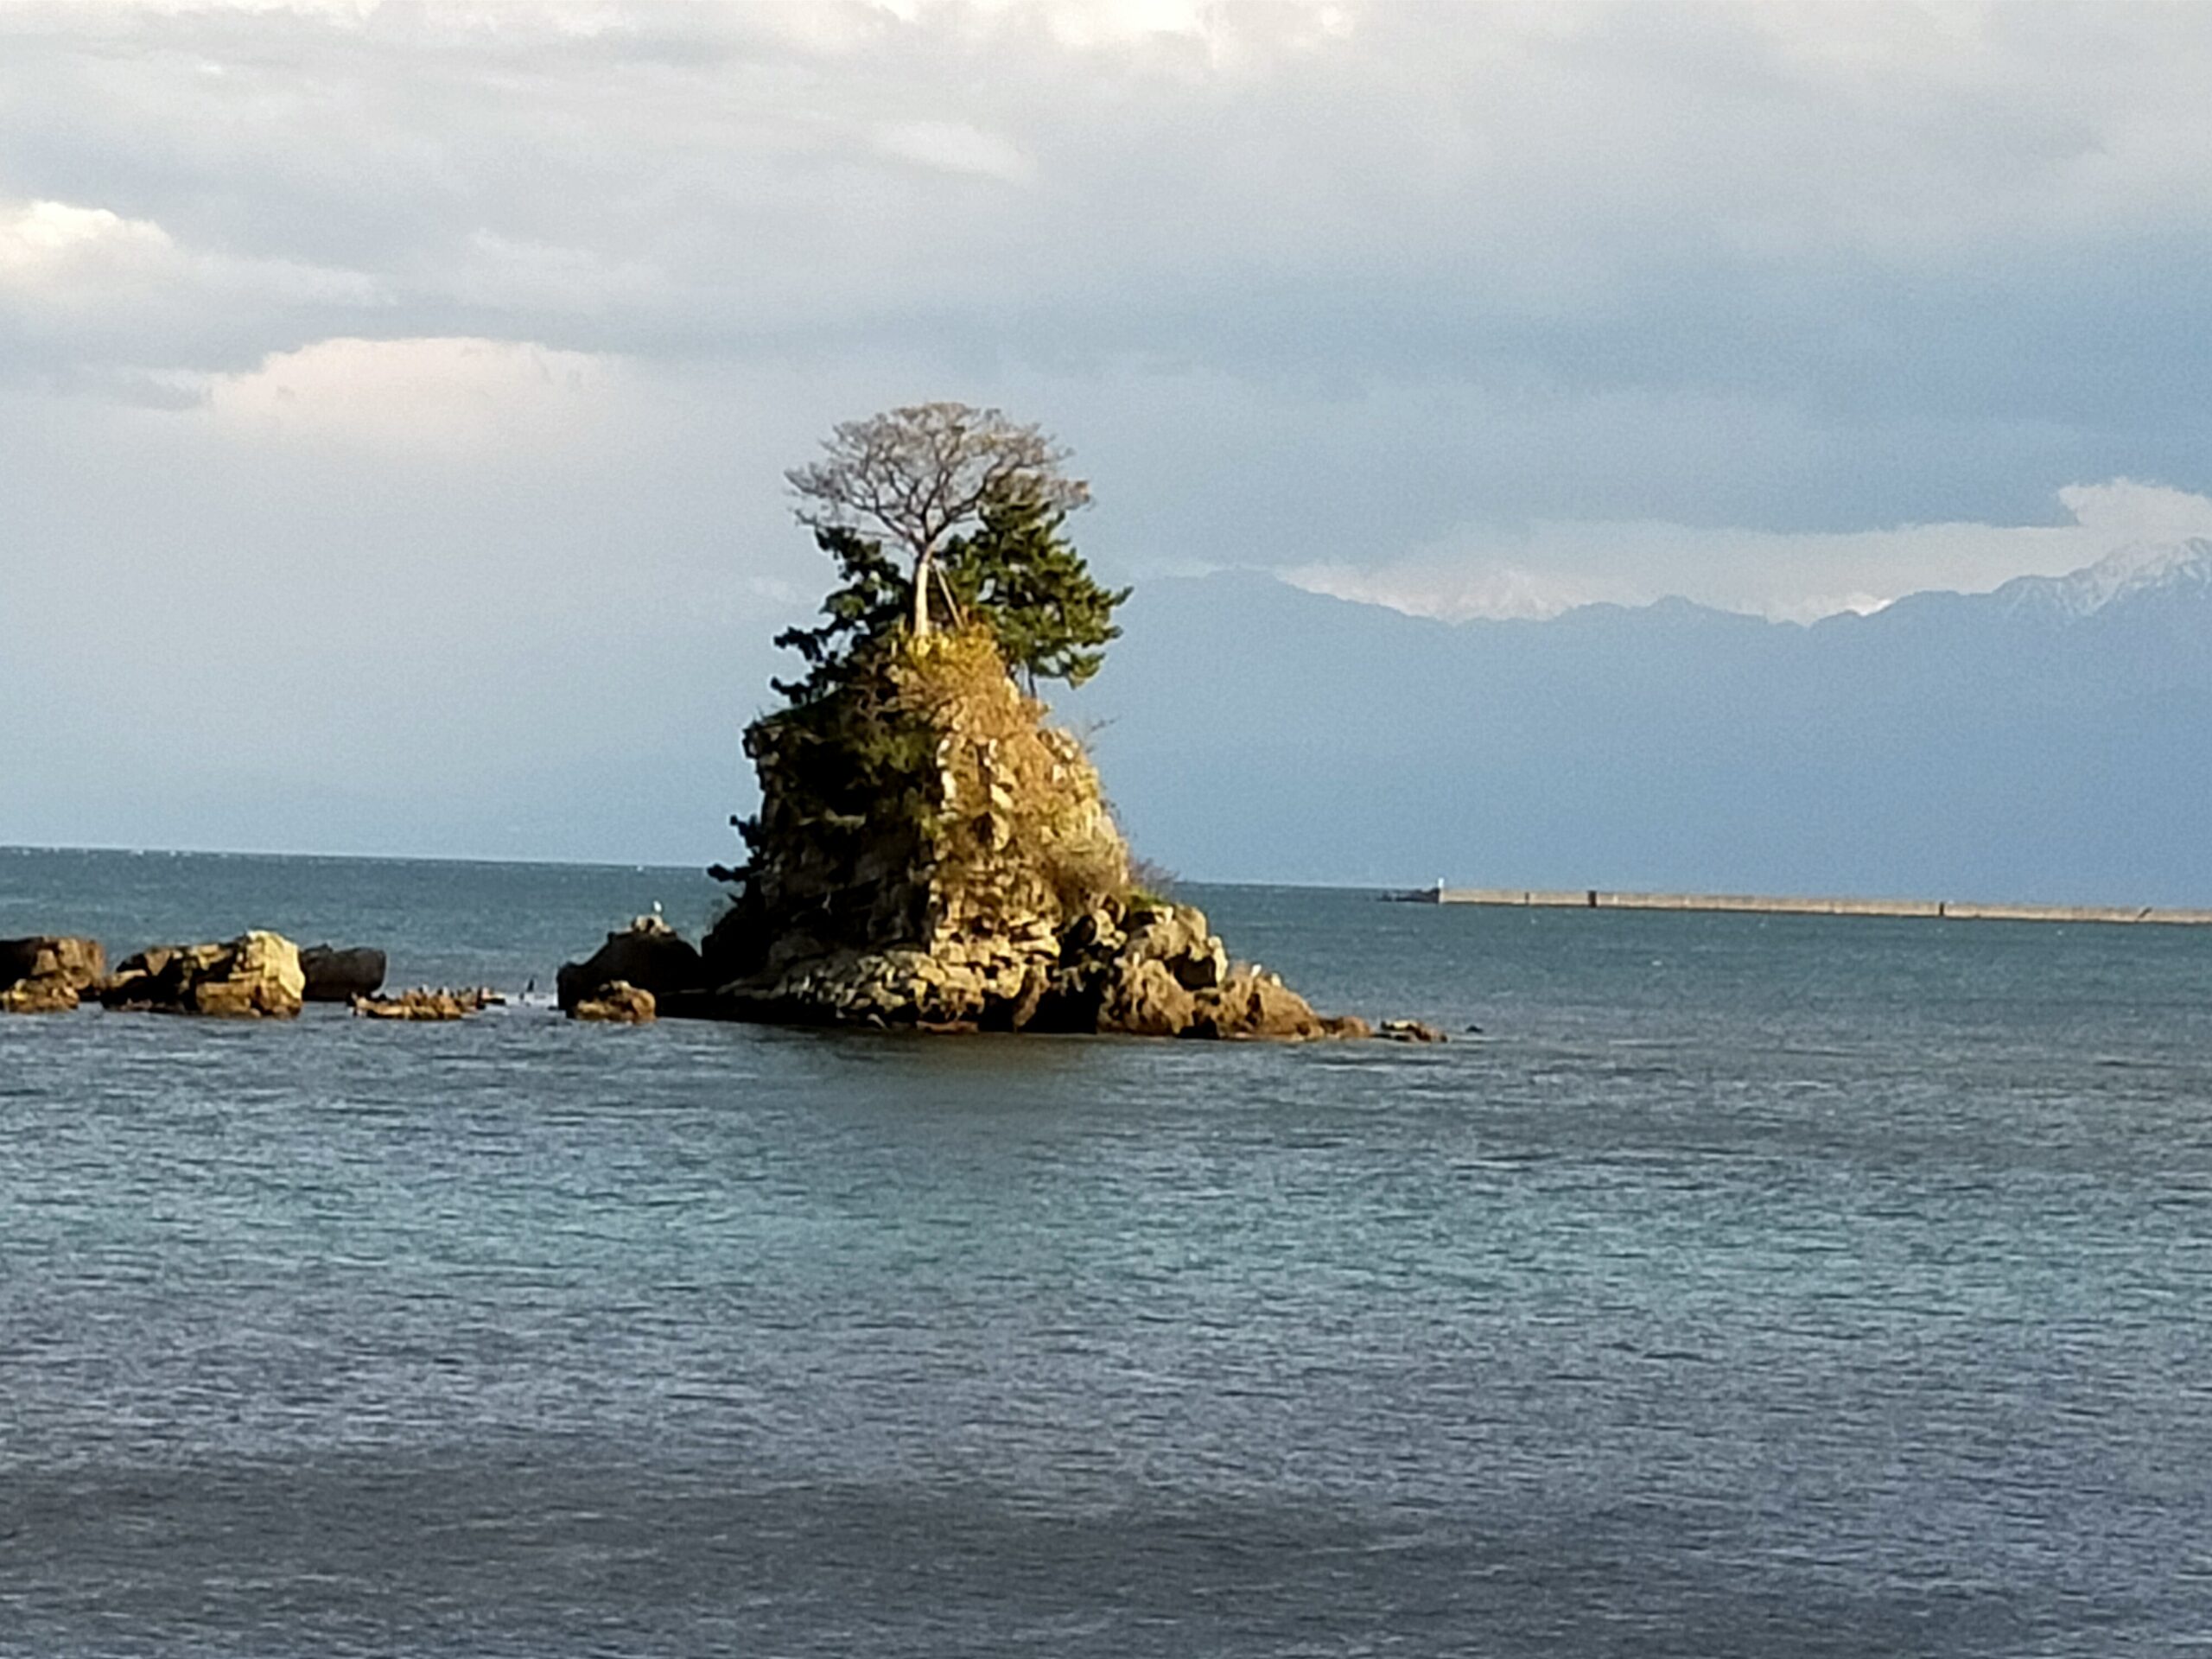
[
  {"xmin": 0, "ymin": 195, "xmax": 385, "ymax": 380},
  {"xmin": 0, "ymin": 199, "xmax": 186, "ymax": 322},
  {"xmin": 1285, "ymin": 561, "xmax": 1603, "ymax": 623},
  {"xmin": 0, "ymin": 198, "xmax": 171, "ymax": 276},
  {"xmin": 201, "ymin": 334, "xmax": 624, "ymax": 452},
  {"xmin": 2056, "ymin": 479, "xmax": 2212, "ymax": 544}
]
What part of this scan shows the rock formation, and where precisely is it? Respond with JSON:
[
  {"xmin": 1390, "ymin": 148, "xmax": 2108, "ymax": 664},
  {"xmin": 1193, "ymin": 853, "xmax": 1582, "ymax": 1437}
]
[
  {"xmin": 556, "ymin": 917, "xmax": 702, "ymax": 1013},
  {"xmin": 353, "ymin": 988, "xmax": 499, "ymax": 1021},
  {"xmin": 570, "ymin": 981, "xmax": 656, "ymax": 1024},
  {"xmin": 1, "ymin": 976, "xmax": 83, "ymax": 1014},
  {"xmin": 301, "ymin": 944, "xmax": 387, "ymax": 1002},
  {"xmin": 0, "ymin": 936, "xmax": 105, "ymax": 1014},
  {"xmin": 1, "ymin": 936, "xmax": 105, "ymax": 991},
  {"xmin": 682, "ymin": 626, "xmax": 1368, "ymax": 1039},
  {"xmin": 100, "ymin": 932, "xmax": 306, "ymax": 1018}
]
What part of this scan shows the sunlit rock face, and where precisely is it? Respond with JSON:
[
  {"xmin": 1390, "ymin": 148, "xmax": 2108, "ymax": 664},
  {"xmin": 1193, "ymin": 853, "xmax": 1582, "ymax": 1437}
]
[
  {"xmin": 693, "ymin": 628, "xmax": 1357, "ymax": 1039},
  {"xmin": 0, "ymin": 936, "xmax": 106, "ymax": 1014},
  {"xmin": 99, "ymin": 932, "xmax": 305, "ymax": 1019}
]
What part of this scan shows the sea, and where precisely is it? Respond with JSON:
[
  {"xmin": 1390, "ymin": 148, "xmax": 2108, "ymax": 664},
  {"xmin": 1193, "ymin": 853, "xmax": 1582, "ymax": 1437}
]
[{"xmin": 4, "ymin": 845, "xmax": 2211, "ymax": 1656}]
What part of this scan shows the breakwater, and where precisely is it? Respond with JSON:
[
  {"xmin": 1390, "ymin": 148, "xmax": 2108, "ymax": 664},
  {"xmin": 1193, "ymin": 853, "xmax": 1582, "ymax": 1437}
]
[{"xmin": 1408, "ymin": 887, "xmax": 2212, "ymax": 926}]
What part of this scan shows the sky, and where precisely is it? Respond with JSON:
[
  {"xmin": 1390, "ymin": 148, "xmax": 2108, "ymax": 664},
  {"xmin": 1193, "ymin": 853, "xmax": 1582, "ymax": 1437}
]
[{"xmin": 8, "ymin": 0, "xmax": 2212, "ymax": 861}]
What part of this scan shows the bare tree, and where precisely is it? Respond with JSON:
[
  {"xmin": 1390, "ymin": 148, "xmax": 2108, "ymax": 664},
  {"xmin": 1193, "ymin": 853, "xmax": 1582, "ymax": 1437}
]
[{"xmin": 786, "ymin": 403, "xmax": 1091, "ymax": 637}]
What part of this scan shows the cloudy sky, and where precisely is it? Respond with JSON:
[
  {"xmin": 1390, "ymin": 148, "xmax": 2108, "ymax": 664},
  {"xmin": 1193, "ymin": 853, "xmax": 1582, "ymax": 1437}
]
[{"xmin": 8, "ymin": 0, "xmax": 2212, "ymax": 858}]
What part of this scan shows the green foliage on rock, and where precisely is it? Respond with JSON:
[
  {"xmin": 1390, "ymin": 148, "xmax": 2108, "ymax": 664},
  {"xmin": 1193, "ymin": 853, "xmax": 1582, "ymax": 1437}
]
[
  {"xmin": 725, "ymin": 531, "xmax": 925, "ymax": 900},
  {"xmin": 741, "ymin": 647, "xmax": 935, "ymax": 866},
  {"xmin": 719, "ymin": 419, "xmax": 1129, "ymax": 959},
  {"xmin": 769, "ymin": 493, "xmax": 1126, "ymax": 709},
  {"xmin": 768, "ymin": 528, "xmax": 909, "ymax": 710},
  {"xmin": 745, "ymin": 526, "xmax": 944, "ymax": 876},
  {"xmin": 939, "ymin": 490, "xmax": 1129, "ymax": 690}
]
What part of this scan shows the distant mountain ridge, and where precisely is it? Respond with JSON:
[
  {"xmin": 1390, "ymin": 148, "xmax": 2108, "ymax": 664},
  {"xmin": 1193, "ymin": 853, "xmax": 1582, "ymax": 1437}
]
[
  {"xmin": 1987, "ymin": 537, "xmax": 2212, "ymax": 621},
  {"xmin": 1068, "ymin": 543, "xmax": 2212, "ymax": 901}
]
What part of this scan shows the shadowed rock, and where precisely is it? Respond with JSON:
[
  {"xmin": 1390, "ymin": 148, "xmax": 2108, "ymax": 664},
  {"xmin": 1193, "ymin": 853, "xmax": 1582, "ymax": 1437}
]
[
  {"xmin": 301, "ymin": 945, "xmax": 386, "ymax": 1003},
  {"xmin": 556, "ymin": 918, "xmax": 702, "ymax": 1014}
]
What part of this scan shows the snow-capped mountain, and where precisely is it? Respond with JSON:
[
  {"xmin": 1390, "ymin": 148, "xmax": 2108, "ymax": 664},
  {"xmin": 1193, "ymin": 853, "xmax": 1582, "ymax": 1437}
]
[
  {"xmin": 1071, "ymin": 544, "xmax": 2212, "ymax": 899},
  {"xmin": 1991, "ymin": 538, "xmax": 2212, "ymax": 621}
]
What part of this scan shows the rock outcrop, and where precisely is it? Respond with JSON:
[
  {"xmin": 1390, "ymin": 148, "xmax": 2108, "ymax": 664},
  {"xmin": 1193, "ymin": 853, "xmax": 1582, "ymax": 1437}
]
[
  {"xmin": 570, "ymin": 981, "xmax": 656, "ymax": 1024},
  {"xmin": 301, "ymin": 944, "xmax": 387, "ymax": 1002},
  {"xmin": 1, "ymin": 936, "xmax": 105, "ymax": 991},
  {"xmin": 100, "ymin": 932, "xmax": 306, "ymax": 1018},
  {"xmin": 1, "ymin": 976, "xmax": 82, "ymax": 1014},
  {"xmin": 683, "ymin": 627, "xmax": 1369, "ymax": 1039},
  {"xmin": 0, "ymin": 936, "xmax": 105, "ymax": 1014},
  {"xmin": 353, "ymin": 988, "xmax": 499, "ymax": 1021},
  {"xmin": 556, "ymin": 917, "xmax": 702, "ymax": 1014}
]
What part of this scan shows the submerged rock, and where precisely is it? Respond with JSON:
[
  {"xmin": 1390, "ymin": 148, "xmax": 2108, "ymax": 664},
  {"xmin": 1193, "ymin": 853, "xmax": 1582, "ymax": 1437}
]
[
  {"xmin": 101, "ymin": 932, "xmax": 305, "ymax": 1018},
  {"xmin": 301, "ymin": 944, "xmax": 387, "ymax": 1003}
]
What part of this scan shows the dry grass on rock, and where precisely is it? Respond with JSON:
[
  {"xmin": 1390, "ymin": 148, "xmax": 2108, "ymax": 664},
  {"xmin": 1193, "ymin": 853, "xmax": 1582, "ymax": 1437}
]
[{"xmin": 887, "ymin": 626, "xmax": 1131, "ymax": 938}]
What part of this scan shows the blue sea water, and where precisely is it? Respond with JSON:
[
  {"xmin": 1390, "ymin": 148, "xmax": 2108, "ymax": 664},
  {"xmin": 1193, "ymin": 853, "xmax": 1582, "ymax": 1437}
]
[{"xmin": 3, "ymin": 846, "xmax": 2212, "ymax": 1656}]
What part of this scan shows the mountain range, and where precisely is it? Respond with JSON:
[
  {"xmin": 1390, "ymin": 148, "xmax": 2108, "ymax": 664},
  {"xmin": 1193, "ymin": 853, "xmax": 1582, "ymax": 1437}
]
[{"xmin": 1067, "ymin": 540, "xmax": 2212, "ymax": 904}]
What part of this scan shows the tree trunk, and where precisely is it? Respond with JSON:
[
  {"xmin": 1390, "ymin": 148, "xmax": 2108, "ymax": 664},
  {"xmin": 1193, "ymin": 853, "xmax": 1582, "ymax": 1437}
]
[{"xmin": 912, "ymin": 550, "xmax": 934, "ymax": 637}]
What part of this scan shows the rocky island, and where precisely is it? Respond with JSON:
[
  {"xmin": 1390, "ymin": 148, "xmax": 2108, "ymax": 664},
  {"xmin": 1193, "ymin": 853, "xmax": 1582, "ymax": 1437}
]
[
  {"xmin": 558, "ymin": 403, "xmax": 1406, "ymax": 1041},
  {"xmin": 563, "ymin": 629, "xmax": 1366, "ymax": 1038}
]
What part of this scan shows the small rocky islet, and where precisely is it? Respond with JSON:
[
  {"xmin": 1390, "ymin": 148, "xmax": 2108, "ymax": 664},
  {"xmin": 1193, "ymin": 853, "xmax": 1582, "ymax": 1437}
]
[
  {"xmin": 547, "ymin": 404, "xmax": 1434, "ymax": 1041},
  {"xmin": 553, "ymin": 626, "xmax": 1428, "ymax": 1041}
]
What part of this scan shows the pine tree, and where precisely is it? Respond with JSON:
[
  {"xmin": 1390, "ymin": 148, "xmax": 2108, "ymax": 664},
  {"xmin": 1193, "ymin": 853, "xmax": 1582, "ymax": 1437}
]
[
  {"xmin": 723, "ymin": 459, "xmax": 1129, "ymax": 897},
  {"xmin": 767, "ymin": 528, "xmax": 908, "ymax": 708},
  {"xmin": 769, "ymin": 494, "xmax": 1128, "ymax": 702},
  {"xmin": 939, "ymin": 490, "xmax": 1130, "ymax": 691}
]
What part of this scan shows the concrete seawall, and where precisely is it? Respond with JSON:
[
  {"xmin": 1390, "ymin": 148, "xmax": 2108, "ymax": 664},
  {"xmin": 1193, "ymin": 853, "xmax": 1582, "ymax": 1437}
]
[{"xmin": 1414, "ymin": 887, "xmax": 2212, "ymax": 926}]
